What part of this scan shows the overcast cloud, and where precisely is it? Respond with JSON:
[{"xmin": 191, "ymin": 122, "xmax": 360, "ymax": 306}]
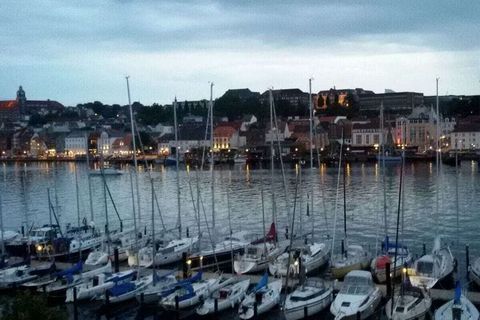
[{"xmin": 0, "ymin": 0, "xmax": 479, "ymax": 105}]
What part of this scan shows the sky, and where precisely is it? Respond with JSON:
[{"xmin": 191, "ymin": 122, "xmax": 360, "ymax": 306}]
[{"xmin": 0, "ymin": 0, "xmax": 479, "ymax": 106}]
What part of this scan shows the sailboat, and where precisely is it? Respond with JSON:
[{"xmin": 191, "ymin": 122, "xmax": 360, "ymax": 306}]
[
  {"xmin": 330, "ymin": 131, "xmax": 371, "ymax": 279},
  {"xmin": 238, "ymin": 273, "xmax": 282, "ymax": 320},
  {"xmin": 196, "ymin": 278, "xmax": 250, "ymax": 315},
  {"xmin": 330, "ymin": 270, "xmax": 382, "ymax": 319},
  {"xmin": 409, "ymin": 237, "xmax": 455, "ymax": 289},
  {"xmin": 137, "ymin": 98, "xmax": 198, "ymax": 268},
  {"xmin": 371, "ymin": 110, "xmax": 412, "ymax": 283},
  {"xmin": 409, "ymin": 81, "xmax": 455, "ymax": 289},
  {"xmin": 385, "ymin": 270, "xmax": 432, "ymax": 320},
  {"xmin": 434, "ymin": 282, "xmax": 479, "ymax": 320}
]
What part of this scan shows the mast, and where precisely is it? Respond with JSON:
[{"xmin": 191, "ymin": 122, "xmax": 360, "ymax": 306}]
[
  {"xmin": 173, "ymin": 98, "xmax": 181, "ymax": 239},
  {"xmin": 380, "ymin": 102, "xmax": 388, "ymax": 239},
  {"xmin": 342, "ymin": 128, "xmax": 347, "ymax": 256},
  {"xmin": 126, "ymin": 76, "xmax": 141, "ymax": 224},
  {"xmin": 102, "ymin": 170, "xmax": 110, "ymax": 255},
  {"xmin": 260, "ymin": 178, "xmax": 267, "ymax": 256},
  {"xmin": 85, "ymin": 134, "xmax": 94, "ymax": 223},
  {"xmin": 269, "ymin": 89, "xmax": 277, "ymax": 240},
  {"xmin": 151, "ymin": 178, "xmax": 156, "ymax": 282},
  {"xmin": 74, "ymin": 162, "xmax": 81, "ymax": 228},
  {"xmin": 129, "ymin": 169, "xmax": 138, "ymax": 256},
  {"xmin": 227, "ymin": 171, "xmax": 234, "ymax": 272},
  {"xmin": 0, "ymin": 192, "xmax": 4, "ymax": 256},
  {"xmin": 308, "ymin": 77, "xmax": 315, "ymax": 241},
  {"xmin": 435, "ymin": 77, "xmax": 440, "ymax": 221},
  {"xmin": 209, "ymin": 82, "xmax": 215, "ymax": 239}
]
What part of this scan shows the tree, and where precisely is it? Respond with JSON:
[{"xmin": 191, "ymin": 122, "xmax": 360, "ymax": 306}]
[{"xmin": 1, "ymin": 292, "xmax": 67, "ymax": 320}]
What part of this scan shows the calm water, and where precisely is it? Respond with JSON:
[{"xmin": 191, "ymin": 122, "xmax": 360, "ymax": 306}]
[
  {"xmin": 1, "ymin": 160, "xmax": 479, "ymax": 319},
  {"xmin": 2, "ymin": 161, "xmax": 479, "ymax": 255}
]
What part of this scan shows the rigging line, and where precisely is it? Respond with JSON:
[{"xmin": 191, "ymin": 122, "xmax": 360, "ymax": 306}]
[
  {"xmin": 283, "ymin": 168, "xmax": 300, "ymax": 308},
  {"xmin": 315, "ymin": 140, "xmax": 330, "ymax": 237},
  {"xmin": 271, "ymin": 94, "xmax": 291, "ymax": 231},
  {"xmin": 133, "ymin": 120, "xmax": 167, "ymax": 232},
  {"xmin": 100, "ymin": 170, "xmax": 123, "ymax": 230},
  {"xmin": 197, "ymin": 187, "xmax": 219, "ymax": 270},
  {"xmin": 330, "ymin": 128, "xmax": 344, "ymax": 258},
  {"xmin": 186, "ymin": 170, "xmax": 201, "ymax": 233},
  {"xmin": 390, "ymin": 139, "xmax": 405, "ymax": 317}
]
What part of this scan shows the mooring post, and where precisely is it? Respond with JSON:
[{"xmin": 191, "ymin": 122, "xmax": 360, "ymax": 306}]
[
  {"xmin": 385, "ymin": 262, "xmax": 392, "ymax": 299},
  {"xmin": 114, "ymin": 248, "xmax": 119, "ymax": 273},
  {"xmin": 214, "ymin": 298, "xmax": 218, "ymax": 316},
  {"xmin": 466, "ymin": 244, "xmax": 470, "ymax": 279},
  {"xmin": 422, "ymin": 243, "xmax": 426, "ymax": 256},
  {"xmin": 105, "ymin": 290, "xmax": 110, "ymax": 307},
  {"xmin": 73, "ymin": 287, "xmax": 78, "ymax": 320},
  {"xmin": 175, "ymin": 295, "xmax": 180, "ymax": 320},
  {"xmin": 341, "ymin": 239, "xmax": 345, "ymax": 255},
  {"xmin": 254, "ymin": 302, "xmax": 258, "ymax": 319},
  {"xmin": 182, "ymin": 252, "xmax": 188, "ymax": 279},
  {"xmin": 186, "ymin": 227, "xmax": 189, "ymax": 238},
  {"xmin": 304, "ymin": 305, "xmax": 308, "ymax": 318},
  {"xmin": 356, "ymin": 310, "xmax": 361, "ymax": 320}
]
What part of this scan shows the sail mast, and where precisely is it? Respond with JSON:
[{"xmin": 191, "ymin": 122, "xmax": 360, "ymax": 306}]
[
  {"xmin": 74, "ymin": 162, "xmax": 81, "ymax": 228},
  {"xmin": 269, "ymin": 89, "xmax": 277, "ymax": 240},
  {"xmin": 309, "ymin": 77, "xmax": 315, "ymax": 240},
  {"xmin": 173, "ymin": 98, "xmax": 181, "ymax": 239},
  {"xmin": 342, "ymin": 128, "xmax": 347, "ymax": 254},
  {"xmin": 85, "ymin": 134, "xmax": 94, "ymax": 223},
  {"xmin": 380, "ymin": 102, "xmax": 388, "ymax": 239},
  {"xmin": 209, "ymin": 82, "xmax": 215, "ymax": 240},
  {"xmin": 126, "ymin": 76, "xmax": 141, "ymax": 225}
]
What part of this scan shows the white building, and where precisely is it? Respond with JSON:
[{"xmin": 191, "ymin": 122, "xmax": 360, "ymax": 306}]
[
  {"xmin": 65, "ymin": 132, "xmax": 87, "ymax": 156},
  {"xmin": 448, "ymin": 123, "xmax": 480, "ymax": 151},
  {"xmin": 351, "ymin": 119, "xmax": 385, "ymax": 147}
]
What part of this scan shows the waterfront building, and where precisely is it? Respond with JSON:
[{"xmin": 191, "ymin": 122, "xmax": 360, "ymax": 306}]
[
  {"xmin": 351, "ymin": 118, "xmax": 384, "ymax": 147},
  {"xmin": 259, "ymin": 88, "xmax": 309, "ymax": 108},
  {"xmin": 359, "ymin": 91, "xmax": 424, "ymax": 115},
  {"xmin": 394, "ymin": 105, "xmax": 437, "ymax": 151},
  {"xmin": 65, "ymin": 131, "xmax": 88, "ymax": 156},
  {"xmin": 448, "ymin": 123, "xmax": 480, "ymax": 151},
  {"xmin": 213, "ymin": 122, "xmax": 245, "ymax": 151},
  {"xmin": 317, "ymin": 87, "xmax": 373, "ymax": 110}
]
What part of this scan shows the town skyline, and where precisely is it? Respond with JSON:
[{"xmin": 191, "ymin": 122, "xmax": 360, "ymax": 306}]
[{"xmin": 1, "ymin": 1, "xmax": 479, "ymax": 105}]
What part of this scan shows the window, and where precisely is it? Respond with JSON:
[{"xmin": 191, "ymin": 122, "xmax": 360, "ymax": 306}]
[
  {"xmin": 356, "ymin": 135, "xmax": 361, "ymax": 145},
  {"xmin": 373, "ymin": 134, "xmax": 379, "ymax": 144},
  {"xmin": 366, "ymin": 135, "xmax": 370, "ymax": 145}
]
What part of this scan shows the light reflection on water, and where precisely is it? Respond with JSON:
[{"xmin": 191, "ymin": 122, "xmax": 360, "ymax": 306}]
[{"xmin": 0, "ymin": 161, "xmax": 479, "ymax": 261}]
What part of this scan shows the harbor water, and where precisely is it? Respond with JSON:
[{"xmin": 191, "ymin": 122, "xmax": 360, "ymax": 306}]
[{"xmin": 1, "ymin": 160, "xmax": 479, "ymax": 319}]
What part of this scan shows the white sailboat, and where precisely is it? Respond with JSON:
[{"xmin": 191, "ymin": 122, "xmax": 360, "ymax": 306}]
[
  {"xmin": 330, "ymin": 270, "xmax": 382, "ymax": 320},
  {"xmin": 434, "ymin": 282, "xmax": 479, "ymax": 320},
  {"xmin": 238, "ymin": 274, "xmax": 282, "ymax": 320},
  {"xmin": 160, "ymin": 277, "xmax": 221, "ymax": 309},
  {"xmin": 385, "ymin": 284, "xmax": 431, "ymax": 320},
  {"xmin": 196, "ymin": 278, "xmax": 250, "ymax": 315},
  {"xmin": 284, "ymin": 278, "xmax": 333, "ymax": 320},
  {"xmin": 269, "ymin": 242, "xmax": 329, "ymax": 277},
  {"xmin": 408, "ymin": 236, "xmax": 455, "ymax": 289}
]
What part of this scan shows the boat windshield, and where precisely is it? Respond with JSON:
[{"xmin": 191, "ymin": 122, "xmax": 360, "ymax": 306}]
[
  {"xmin": 416, "ymin": 261, "xmax": 433, "ymax": 274},
  {"xmin": 340, "ymin": 276, "xmax": 372, "ymax": 295}
]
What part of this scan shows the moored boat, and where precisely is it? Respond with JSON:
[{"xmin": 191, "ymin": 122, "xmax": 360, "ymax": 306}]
[{"xmin": 284, "ymin": 278, "xmax": 333, "ymax": 320}]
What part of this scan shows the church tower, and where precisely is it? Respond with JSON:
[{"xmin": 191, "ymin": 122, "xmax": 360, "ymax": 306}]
[{"xmin": 16, "ymin": 86, "xmax": 26, "ymax": 114}]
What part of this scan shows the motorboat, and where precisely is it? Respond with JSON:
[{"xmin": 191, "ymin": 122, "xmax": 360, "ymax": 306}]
[
  {"xmin": 0, "ymin": 262, "xmax": 56, "ymax": 289},
  {"xmin": 196, "ymin": 278, "xmax": 250, "ymax": 316},
  {"xmin": 330, "ymin": 270, "xmax": 382, "ymax": 319},
  {"xmin": 238, "ymin": 274, "xmax": 282, "ymax": 320},
  {"xmin": 408, "ymin": 237, "xmax": 455, "ymax": 289},
  {"xmin": 284, "ymin": 278, "xmax": 333, "ymax": 320},
  {"xmin": 385, "ymin": 285, "xmax": 431, "ymax": 320},
  {"xmin": 434, "ymin": 282, "xmax": 479, "ymax": 320},
  {"xmin": 330, "ymin": 244, "xmax": 371, "ymax": 279},
  {"xmin": 269, "ymin": 242, "xmax": 329, "ymax": 277}
]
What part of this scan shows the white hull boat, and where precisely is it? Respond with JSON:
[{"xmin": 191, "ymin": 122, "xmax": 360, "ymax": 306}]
[
  {"xmin": 196, "ymin": 278, "xmax": 250, "ymax": 315},
  {"xmin": 65, "ymin": 269, "xmax": 136, "ymax": 302},
  {"xmin": 100, "ymin": 274, "xmax": 153, "ymax": 304},
  {"xmin": 138, "ymin": 236, "xmax": 198, "ymax": 267},
  {"xmin": 331, "ymin": 245, "xmax": 371, "ymax": 280},
  {"xmin": 408, "ymin": 237, "xmax": 454, "ymax": 289},
  {"xmin": 330, "ymin": 270, "xmax": 382, "ymax": 320},
  {"xmin": 238, "ymin": 279, "xmax": 282, "ymax": 320},
  {"xmin": 269, "ymin": 242, "xmax": 329, "ymax": 277},
  {"xmin": 135, "ymin": 272, "xmax": 177, "ymax": 304},
  {"xmin": 468, "ymin": 257, "xmax": 480, "ymax": 288},
  {"xmin": 385, "ymin": 287, "xmax": 431, "ymax": 320},
  {"xmin": 235, "ymin": 240, "xmax": 288, "ymax": 274},
  {"xmin": 434, "ymin": 294, "xmax": 479, "ymax": 320},
  {"xmin": 284, "ymin": 278, "xmax": 333, "ymax": 320},
  {"xmin": 160, "ymin": 278, "xmax": 221, "ymax": 309},
  {"xmin": 371, "ymin": 246, "xmax": 413, "ymax": 283}
]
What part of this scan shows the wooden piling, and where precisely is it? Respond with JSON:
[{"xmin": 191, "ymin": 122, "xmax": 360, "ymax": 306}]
[
  {"xmin": 385, "ymin": 262, "xmax": 392, "ymax": 299},
  {"xmin": 73, "ymin": 287, "xmax": 78, "ymax": 320},
  {"xmin": 466, "ymin": 244, "xmax": 470, "ymax": 280},
  {"xmin": 114, "ymin": 248, "xmax": 119, "ymax": 273}
]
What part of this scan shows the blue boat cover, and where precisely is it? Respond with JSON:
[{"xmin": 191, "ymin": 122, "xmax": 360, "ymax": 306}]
[
  {"xmin": 55, "ymin": 261, "xmax": 82, "ymax": 278},
  {"xmin": 109, "ymin": 270, "xmax": 137, "ymax": 283},
  {"xmin": 454, "ymin": 281, "xmax": 461, "ymax": 304},
  {"xmin": 381, "ymin": 236, "xmax": 407, "ymax": 252},
  {"xmin": 177, "ymin": 283, "xmax": 195, "ymax": 302},
  {"xmin": 109, "ymin": 282, "xmax": 135, "ymax": 297},
  {"xmin": 253, "ymin": 272, "xmax": 268, "ymax": 292}
]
